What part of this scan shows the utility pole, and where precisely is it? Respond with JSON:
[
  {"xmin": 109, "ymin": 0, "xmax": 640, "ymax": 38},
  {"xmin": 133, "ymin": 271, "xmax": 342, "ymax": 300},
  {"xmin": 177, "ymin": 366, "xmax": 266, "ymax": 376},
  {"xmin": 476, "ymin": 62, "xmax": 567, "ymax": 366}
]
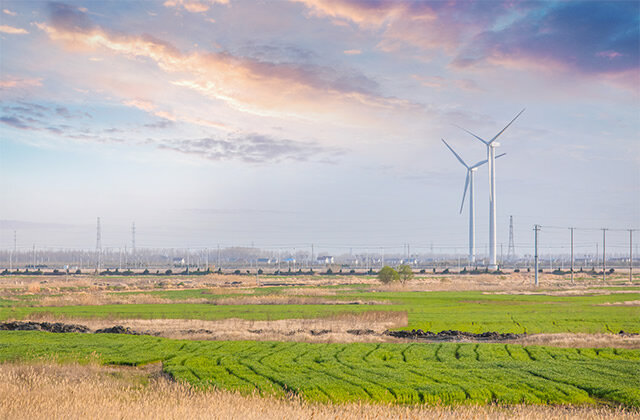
[
  {"xmin": 10, "ymin": 230, "xmax": 16, "ymax": 271},
  {"xmin": 311, "ymin": 244, "xmax": 314, "ymax": 268},
  {"xmin": 630, "ymin": 229, "xmax": 634, "ymax": 284},
  {"xmin": 507, "ymin": 215, "xmax": 515, "ymax": 262},
  {"xmin": 205, "ymin": 248, "xmax": 209, "ymax": 272},
  {"xmin": 534, "ymin": 225, "xmax": 540, "ymax": 287},
  {"xmin": 131, "ymin": 222, "xmax": 136, "ymax": 270},
  {"xmin": 96, "ymin": 217, "xmax": 102, "ymax": 272},
  {"xmin": 602, "ymin": 228, "xmax": 607, "ymax": 282},
  {"xmin": 570, "ymin": 227, "xmax": 574, "ymax": 284}
]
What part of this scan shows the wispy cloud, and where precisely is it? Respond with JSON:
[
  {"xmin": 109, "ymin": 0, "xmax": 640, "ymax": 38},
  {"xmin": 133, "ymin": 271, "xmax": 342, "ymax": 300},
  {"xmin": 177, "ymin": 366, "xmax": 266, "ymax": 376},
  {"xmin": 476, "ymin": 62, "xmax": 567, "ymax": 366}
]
[
  {"xmin": 156, "ymin": 133, "xmax": 340, "ymax": 163},
  {"xmin": 292, "ymin": 0, "xmax": 511, "ymax": 53},
  {"xmin": 2, "ymin": 9, "xmax": 17, "ymax": 16},
  {"xmin": 343, "ymin": 49, "xmax": 361, "ymax": 55},
  {"xmin": 37, "ymin": 3, "xmax": 413, "ymax": 121},
  {"xmin": 0, "ymin": 25, "xmax": 29, "ymax": 34},
  {"xmin": 163, "ymin": 0, "xmax": 229, "ymax": 13},
  {"xmin": 0, "ymin": 76, "xmax": 42, "ymax": 89}
]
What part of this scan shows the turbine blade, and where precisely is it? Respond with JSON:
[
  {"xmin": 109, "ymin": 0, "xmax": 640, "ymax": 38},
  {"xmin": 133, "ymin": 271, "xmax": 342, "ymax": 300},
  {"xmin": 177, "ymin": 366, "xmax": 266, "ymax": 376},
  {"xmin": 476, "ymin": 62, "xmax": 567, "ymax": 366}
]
[
  {"xmin": 496, "ymin": 152, "xmax": 506, "ymax": 159},
  {"xmin": 455, "ymin": 124, "xmax": 489, "ymax": 145},
  {"xmin": 470, "ymin": 159, "xmax": 488, "ymax": 169},
  {"xmin": 442, "ymin": 138, "xmax": 469, "ymax": 168},
  {"xmin": 489, "ymin": 108, "xmax": 525, "ymax": 144},
  {"xmin": 460, "ymin": 172, "xmax": 470, "ymax": 214}
]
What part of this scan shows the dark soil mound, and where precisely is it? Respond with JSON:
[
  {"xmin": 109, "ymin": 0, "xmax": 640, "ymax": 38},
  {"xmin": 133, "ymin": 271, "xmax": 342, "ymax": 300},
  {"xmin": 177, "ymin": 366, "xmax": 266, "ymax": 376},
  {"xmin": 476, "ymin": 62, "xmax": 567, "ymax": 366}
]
[
  {"xmin": 385, "ymin": 329, "xmax": 522, "ymax": 341},
  {"xmin": 94, "ymin": 325, "xmax": 139, "ymax": 335},
  {"xmin": 347, "ymin": 329, "xmax": 375, "ymax": 335},
  {"xmin": 0, "ymin": 321, "xmax": 90, "ymax": 333}
]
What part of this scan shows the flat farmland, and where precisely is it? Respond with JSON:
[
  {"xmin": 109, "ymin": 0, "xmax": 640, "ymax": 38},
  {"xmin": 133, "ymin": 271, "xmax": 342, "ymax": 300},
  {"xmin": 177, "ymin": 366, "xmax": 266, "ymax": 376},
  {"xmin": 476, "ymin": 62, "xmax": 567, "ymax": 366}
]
[
  {"xmin": 1, "ymin": 280, "xmax": 639, "ymax": 334},
  {"xmin": 1, "ymin": 274, "xmax": 639, "ymax": 417},
  {"xmin": 1, "ymin": 331, "xmax": 638, "ymax": 407}
]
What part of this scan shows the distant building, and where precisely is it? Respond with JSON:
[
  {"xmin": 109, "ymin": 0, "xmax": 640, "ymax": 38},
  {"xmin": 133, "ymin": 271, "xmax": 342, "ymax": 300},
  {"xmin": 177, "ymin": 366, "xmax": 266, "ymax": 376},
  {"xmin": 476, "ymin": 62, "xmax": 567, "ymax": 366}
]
[
  {"xmin": 317, "ymin": 256, "xmax": 334, "ymax": 264},
  {"xmin": 173, "ymin": 257, "xmax": 186, "ymax": 267}
]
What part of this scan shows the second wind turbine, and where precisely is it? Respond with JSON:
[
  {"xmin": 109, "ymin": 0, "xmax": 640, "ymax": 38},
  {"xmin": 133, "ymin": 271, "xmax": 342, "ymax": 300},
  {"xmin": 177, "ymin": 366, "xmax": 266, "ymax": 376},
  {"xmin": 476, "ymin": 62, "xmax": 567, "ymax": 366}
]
[
  {"xmin": 442, "ymin": 138, "xmax": 504, "ymax": 265},
  {"xmin": 457, "ymin": 109, "xmax": 525, "ymax": 269}
]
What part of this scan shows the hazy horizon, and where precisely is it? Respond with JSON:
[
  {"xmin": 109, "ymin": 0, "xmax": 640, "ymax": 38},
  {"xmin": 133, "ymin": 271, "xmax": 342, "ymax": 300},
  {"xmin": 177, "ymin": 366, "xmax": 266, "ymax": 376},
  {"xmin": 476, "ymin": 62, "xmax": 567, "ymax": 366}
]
[{"xmin": 1, "ymin": 0, "xmax": 638, "ymax": 252}]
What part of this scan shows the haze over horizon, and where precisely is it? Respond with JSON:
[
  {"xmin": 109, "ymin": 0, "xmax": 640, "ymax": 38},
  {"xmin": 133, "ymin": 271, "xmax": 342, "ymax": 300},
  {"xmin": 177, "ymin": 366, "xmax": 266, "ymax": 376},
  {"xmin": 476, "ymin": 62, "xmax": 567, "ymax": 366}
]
[{"xmin": 1, "ymin": 0, "xmax": 638, "ymax": 253}]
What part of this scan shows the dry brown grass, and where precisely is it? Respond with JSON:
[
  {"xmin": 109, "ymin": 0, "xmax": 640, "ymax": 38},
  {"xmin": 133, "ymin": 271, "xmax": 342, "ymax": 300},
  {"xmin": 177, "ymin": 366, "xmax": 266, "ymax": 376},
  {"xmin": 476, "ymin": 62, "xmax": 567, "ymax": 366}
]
[
  {"xmin": 38, "ymin": 293, "xmax": 210, "ymax": 307},
  {"xmin": 597, "ymin": 300, "xmax": 640, "ymax": 306},
  {"xmin": 516, "ymin": 333, "xmax": 640, "ymax": 349},
  {"xmin": 215, "ymin": 295, "xmax": 388, "ymax": 305},
  {"xmin": 31, "ymin": 292, "xmax": 386, "ymax": 307},
  {"xmin": 0, "ymin": 362, "xmax": 636, "ymax": 420},
  {"xmin": 14, "ymin": 310, "xmax": 409, "ymax": 343},
  {"xmin": 1, "ymin": 272, "xmax": 636, "ymax": 299}
]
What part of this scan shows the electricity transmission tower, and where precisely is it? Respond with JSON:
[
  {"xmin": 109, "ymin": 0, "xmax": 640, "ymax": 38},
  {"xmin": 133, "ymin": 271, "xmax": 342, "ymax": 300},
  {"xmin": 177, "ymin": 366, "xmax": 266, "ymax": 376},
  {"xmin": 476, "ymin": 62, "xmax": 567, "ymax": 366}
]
[{"xmin": 507, "ymin": 215, "xmax": 515, "ymax": 261}]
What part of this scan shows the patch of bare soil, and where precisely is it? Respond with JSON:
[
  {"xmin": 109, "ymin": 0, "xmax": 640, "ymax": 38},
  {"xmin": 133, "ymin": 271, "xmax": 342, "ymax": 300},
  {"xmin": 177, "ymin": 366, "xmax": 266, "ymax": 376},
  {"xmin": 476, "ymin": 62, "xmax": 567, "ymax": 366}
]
[
  {"xmin": 0, "ymin": 321, "xmax": 90, "ymax": 333},
  {"xmin": 385, "ymin": 329, "xmax": 522, "ymax": 341}
]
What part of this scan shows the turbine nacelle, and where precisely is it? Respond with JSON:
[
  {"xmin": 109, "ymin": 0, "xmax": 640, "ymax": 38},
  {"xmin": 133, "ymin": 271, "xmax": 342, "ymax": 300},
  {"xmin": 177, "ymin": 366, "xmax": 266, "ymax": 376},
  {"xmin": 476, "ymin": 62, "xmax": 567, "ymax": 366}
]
[
  {"xmin": 442, "ymin": 138, "xmax": 505, "ymax": 215},
  {"xmin": 456, "ymin": 108, "xmax": 525, "ymax": 148}
]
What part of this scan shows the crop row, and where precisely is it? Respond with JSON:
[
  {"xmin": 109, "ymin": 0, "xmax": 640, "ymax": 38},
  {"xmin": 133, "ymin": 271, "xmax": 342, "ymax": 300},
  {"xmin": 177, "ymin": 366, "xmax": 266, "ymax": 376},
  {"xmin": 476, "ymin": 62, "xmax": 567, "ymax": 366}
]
[{"xmin": 0, "ymin": 332, "xmax": 638, "ymax": 406}]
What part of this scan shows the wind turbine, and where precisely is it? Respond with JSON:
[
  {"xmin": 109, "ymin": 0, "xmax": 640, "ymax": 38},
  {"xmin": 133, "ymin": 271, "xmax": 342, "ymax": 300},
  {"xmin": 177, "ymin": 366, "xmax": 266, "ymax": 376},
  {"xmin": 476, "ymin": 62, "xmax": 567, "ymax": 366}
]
[
  {"xmin": 457, "ymin": 109, "xmax": 525, "ymax": 269},
  {"xmin": 442, "ymin": 139, "xmax": 505, "ymax": 264}
]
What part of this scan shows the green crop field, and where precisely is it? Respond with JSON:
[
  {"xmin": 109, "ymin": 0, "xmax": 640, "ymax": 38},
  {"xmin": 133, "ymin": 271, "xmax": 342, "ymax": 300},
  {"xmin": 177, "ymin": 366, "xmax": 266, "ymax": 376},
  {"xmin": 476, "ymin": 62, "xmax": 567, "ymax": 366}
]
[
  {"xmin": 0, "ymin": 331, "xmax": 638, "ymax": 406},
  {"xmin": 2, "ymin": 287, "xmax": 639, "ymax": 334}
]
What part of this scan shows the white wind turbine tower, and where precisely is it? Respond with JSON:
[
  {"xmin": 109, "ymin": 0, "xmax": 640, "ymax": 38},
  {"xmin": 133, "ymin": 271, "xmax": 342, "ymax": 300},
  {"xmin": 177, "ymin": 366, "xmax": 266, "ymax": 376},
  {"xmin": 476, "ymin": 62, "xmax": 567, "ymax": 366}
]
[
  {"xmin": 457, "ymin": 109, "xmax": 525, "ymax": 269},
  {"xmin": 442, "ymin": 139, "xmax": 505, "ymax": 265}
]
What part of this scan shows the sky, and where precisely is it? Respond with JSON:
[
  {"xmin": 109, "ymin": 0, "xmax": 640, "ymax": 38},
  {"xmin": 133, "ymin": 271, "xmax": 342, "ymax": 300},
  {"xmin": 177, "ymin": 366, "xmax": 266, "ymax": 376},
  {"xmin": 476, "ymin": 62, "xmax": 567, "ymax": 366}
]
[{"xmin": 0, "ymin": 0, "xmax": 638, "ymax": 255}]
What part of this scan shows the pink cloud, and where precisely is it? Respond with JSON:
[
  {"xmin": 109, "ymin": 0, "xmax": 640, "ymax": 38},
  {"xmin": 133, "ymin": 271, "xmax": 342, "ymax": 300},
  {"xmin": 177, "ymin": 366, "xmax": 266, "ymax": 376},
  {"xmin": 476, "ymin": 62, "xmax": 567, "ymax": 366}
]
[
  {"xmin": 3, "ymin": 9, "xmax": 17, "ymax": 16},
  {"xmin": 0, "ymin": 25, "xmax": 29, "ymax": 34},
  {"xmin": 36, "ymin": 15, "xmax": 412, "ymax": 120},
  {"xmin": 291, "ymin": 0, "xmax": 508, "ymax": 54},
  {"xmin": 0, "ymin": 76, "xmax": 42, "ymax": 88},
  {"xmin": 597, "ymin": 50, "xmax": 623, "ymax": 60},
  {"xmin": 163, "ymin": 0, "xmax": 229, "ymax": 13}
]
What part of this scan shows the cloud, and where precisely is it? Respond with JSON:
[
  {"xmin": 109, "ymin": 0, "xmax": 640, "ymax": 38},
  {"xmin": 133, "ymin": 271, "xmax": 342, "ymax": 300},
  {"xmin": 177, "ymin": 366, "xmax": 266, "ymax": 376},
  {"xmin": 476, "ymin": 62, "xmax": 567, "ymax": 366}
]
[
  {"xmin": 343, "ymin": 49, "xmax": 361, "ymax": 55},
  {"xmin": 3, "ymin": 9, "xmax": 17, "ymax": 16},
  {"xmin": 1, "ymin": 102, "xmax": 97, "ymax": 140},
  {"xmin": 1, "ymin": 100, "xmax": 336, "ymax": 164},
  {"xmin": 163, "ymin": 0, "xmax": 228, "ymax": 13},
  {"xmin": 0, "ymin": 25, "xmax": 29, "ymax": 34},
  {"xmin": 0, "ymin": 116, "xmax": 31, "ymax": 130},
  {"xmin": 36, "ymin": 4, "xmax": 412, "ymax": 120},
  {"xmin": 453, "ymin": 2, "xmax": 640, "ymax": 88},
  {"xmin": 157, "ymin": 134, "xmax": 339, "ymax": 163},
  {"xmin": 122, "ymin": 98, "xmax": 230, "ymax": 131},
  {"xmin": 411, "ymin": 74, "xmax": 481, "ymax": 92},
  {"xmin": 291, "ymin": 0, "xmax": 513, "ymax": 53},
  {"xmin": 0, "ymin": 76, "xmax": 43, "ymax": 89}
]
